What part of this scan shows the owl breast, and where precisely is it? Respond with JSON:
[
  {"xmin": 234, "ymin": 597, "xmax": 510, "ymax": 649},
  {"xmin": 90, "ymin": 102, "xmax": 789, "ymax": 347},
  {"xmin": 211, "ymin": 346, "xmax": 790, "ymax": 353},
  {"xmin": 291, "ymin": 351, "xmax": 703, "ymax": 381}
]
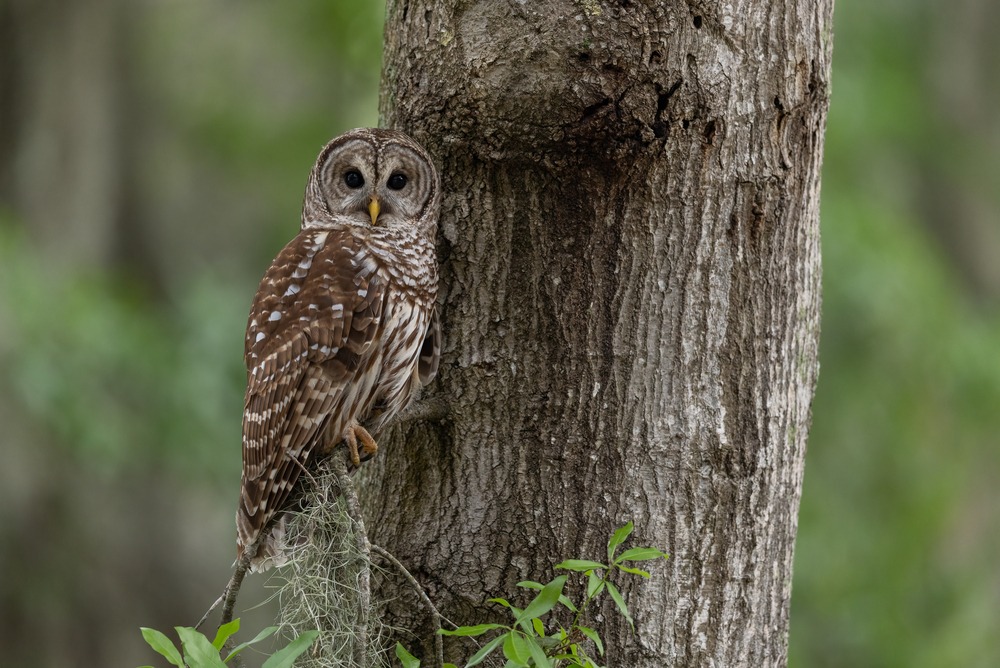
[{"xmin": 363, "ymin": 295, "xmax": 429, "ymax": 432}]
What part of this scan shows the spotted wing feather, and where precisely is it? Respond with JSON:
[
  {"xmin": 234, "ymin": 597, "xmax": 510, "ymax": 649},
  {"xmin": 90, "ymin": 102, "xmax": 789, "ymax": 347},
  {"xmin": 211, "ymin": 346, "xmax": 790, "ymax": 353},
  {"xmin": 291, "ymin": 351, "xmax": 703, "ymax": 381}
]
[{"xmin": 238, "ymin": 228, "xmax": 385, "ymax": 564}]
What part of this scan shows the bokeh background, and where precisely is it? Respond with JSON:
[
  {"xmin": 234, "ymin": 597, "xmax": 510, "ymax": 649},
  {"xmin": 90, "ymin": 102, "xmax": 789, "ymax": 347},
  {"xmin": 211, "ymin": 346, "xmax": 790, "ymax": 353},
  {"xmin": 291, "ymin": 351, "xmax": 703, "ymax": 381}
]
[{"xmin": 1, "ymin": 2, "xmax": 997, "ymax": 667}]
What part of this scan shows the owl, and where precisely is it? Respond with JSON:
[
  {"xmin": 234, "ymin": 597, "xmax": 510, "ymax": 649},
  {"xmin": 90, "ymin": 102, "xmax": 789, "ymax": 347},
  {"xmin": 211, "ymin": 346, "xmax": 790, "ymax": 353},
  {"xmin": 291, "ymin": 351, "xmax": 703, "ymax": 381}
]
[{"xmin": 236, "ymin": 128, "xmax": 441, "ymax": 571}]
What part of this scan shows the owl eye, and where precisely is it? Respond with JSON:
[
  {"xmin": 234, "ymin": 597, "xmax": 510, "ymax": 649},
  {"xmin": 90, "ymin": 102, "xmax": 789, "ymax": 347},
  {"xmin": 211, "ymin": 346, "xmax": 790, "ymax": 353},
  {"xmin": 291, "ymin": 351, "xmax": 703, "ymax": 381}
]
[
  {"xmin": 344, "ymin": 170, "xmax": 364, "ymax": 189},
  {"xmin": 387, "ymin": 173, "xmax": 408, "ymax": 190}
]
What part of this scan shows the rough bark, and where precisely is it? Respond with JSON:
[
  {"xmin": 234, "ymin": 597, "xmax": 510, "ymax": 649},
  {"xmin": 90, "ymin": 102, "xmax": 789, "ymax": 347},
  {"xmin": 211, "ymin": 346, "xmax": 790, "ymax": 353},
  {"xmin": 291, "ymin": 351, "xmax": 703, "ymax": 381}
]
[{"xmin": 362, "ymin": 2, "xmax": 830, "ymax": 666}]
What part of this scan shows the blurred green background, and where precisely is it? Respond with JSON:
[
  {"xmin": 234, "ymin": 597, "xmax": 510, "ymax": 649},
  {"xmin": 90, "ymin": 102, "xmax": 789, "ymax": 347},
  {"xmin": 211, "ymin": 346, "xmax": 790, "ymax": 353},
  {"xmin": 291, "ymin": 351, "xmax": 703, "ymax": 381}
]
[{"xmin": 0, "ymin": 2, "xmax": 997, "ymax": 667}]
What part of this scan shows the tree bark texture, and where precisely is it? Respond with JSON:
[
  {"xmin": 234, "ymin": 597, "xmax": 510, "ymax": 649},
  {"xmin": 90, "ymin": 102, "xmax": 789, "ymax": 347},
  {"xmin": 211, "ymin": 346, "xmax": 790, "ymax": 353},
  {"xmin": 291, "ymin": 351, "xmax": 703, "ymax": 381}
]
[{"xmin": 362, "ymin": 2, "xmax": 830, "ymax": 666}]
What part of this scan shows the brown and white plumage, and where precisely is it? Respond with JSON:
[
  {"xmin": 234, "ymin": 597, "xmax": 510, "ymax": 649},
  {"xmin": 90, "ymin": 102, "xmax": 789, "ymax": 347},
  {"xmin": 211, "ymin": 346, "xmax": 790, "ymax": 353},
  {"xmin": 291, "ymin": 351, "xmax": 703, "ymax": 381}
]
[{"xmin": 237, "ymin": 128, "xmax": 440, "ymax": 570}]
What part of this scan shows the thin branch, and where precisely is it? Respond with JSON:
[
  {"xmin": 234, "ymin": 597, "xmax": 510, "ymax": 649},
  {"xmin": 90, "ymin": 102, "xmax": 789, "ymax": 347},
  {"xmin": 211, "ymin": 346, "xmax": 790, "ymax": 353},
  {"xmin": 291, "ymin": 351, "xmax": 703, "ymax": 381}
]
[
  {"xmin": 219, "ymin": 553, "xmax": 252, "ymax": 627},
  {"xmin": 195, "ymin": 533, "xmax": 266, "ymax": 668},
  {"xmin": 371, "ymin": 543, "xmax": 457, "ymax": 668},
  {"xmin": 196, "ymin": 592, "xmax": 225, "ymax": 632},
  {"xmin": 196, "ymin": 533, "xmax": 263, "ymax": 631}
]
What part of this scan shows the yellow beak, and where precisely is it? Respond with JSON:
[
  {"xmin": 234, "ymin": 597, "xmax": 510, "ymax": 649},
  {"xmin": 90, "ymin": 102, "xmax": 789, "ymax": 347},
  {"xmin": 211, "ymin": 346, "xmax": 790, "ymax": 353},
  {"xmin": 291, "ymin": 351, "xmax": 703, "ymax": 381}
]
[{"xmin": 368, "ymin": 196, "xmax": 380, "ymax": 226}]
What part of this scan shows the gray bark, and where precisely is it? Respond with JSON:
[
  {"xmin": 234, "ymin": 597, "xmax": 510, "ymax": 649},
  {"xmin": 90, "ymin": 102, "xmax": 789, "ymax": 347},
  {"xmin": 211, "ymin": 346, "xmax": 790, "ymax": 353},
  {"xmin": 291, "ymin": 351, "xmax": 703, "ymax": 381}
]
[{"xmin": 363, "ymin": 2, "xmax": 830, "ymax": 666}]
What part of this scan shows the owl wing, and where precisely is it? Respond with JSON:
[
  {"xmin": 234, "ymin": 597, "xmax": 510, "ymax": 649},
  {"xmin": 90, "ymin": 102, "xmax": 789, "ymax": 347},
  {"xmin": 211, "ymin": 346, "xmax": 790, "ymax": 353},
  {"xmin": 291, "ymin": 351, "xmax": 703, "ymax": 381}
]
[
  {"xmin": 237, "ymin": 229, "xmax": 386, "ymax": 561},
  {"xmin": 417, "ymin": 305, "xmax": 440, "ymax": 386}
]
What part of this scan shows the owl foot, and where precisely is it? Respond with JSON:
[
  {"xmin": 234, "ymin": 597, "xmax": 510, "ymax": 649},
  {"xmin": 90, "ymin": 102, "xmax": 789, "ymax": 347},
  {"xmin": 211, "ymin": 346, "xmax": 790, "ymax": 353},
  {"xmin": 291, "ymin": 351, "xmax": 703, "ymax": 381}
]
[{"xmin": 345, "ymin": 422, "xmax": 378, "ymax": 467}]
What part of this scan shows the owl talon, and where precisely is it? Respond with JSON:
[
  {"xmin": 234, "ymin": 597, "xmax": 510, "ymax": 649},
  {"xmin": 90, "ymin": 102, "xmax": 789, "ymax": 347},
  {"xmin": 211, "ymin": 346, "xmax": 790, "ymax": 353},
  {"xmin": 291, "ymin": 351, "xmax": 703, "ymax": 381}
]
[
  {"xmin": 357, "ymin": 426, "xmax": 378, "ymax": 462},
  {"xmin": 345, "ymin": 422, "xmax": 378, "ymax": 467},
  {"xmin": 345, "ymin": 428, "xmax": 361, "ymax": 467}
]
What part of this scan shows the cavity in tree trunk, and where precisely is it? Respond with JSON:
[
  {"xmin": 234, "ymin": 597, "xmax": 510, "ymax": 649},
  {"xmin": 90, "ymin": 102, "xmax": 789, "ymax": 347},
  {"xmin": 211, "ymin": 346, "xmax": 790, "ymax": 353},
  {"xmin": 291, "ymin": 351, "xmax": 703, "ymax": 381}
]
[{"xmin": 361, "ymin": 2, "xmax": 831, "ymax": 666}]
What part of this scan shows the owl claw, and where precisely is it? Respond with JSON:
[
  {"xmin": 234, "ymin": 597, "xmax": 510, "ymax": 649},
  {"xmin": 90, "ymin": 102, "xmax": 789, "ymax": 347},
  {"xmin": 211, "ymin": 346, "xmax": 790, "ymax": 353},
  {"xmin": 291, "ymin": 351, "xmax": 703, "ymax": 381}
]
[{"xmin": 345, "ymin": 422, "xmax": 378, "ymax": 467}]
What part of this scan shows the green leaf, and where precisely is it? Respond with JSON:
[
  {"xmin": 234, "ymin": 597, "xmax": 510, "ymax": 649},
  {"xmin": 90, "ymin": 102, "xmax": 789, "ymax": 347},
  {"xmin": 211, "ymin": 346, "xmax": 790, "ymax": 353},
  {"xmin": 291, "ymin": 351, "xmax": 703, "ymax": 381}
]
[
  {"xmin": 177, "ymin": 626, "xmax": 227, "ymax": 668},
  {"xmin": 262, "ymin": 630, "xmax": 320, "ymax": 668},
  {"xmin": 211, "ymin": 619, "xmax": 240, "ymax": 651},
  {"xmin": 531, "ymin": 617, "xmax": 546, "ymax": 637},
  {"xmin": 140, "ymin": 628, "xmax": 184, "ymax": 668},
  {"xmin": 605, "ymin": 582, "xmax": 633, "ymax": 629},
  {"xmin": 577, "ymin": 626, "xmax": 604, "ymax": 656},
  {"xmin": 466, "ymin": 634, "xmax": 505, "ymax": 667},
  {"xmin": 516, "ymin": 576, "xmax": 567, "ymax": 627},
  {"xmin": 607, "ymin": 521, "xmax": 634, "ymax": 562},
  {"xmin": 395, "ymin": 642, "xmax": 421, "ymax": 668},
  {"xmin": 490, "ymin": 598, "xmax": 523, "ymax": 618},
  {"xmin": 444, "ymin": 664, "xmax": 459, "ymax": 668},
  {"xmin": 615, "ymin": 565, "xmax": 651, "ymax": 578},
  {"xmin": 560, "ymin": 595, "xmax": 578, "ymax": 612},
  {"xmin": 503, "ymin": 631, "xmax": 530, "ymax": 665},
  {"xmin": 222, "ymin": 626, "xmax": 279, "ymax": 663},
  {"xmin": 439, "ymin": 623, "xmax": 506, "ymax": 637},
  {"xmin": 524, "ymin": 633, "xmax": 551, "ymax": 667},
  {"xmin": 615, "ymin": 547, "xmax": 667, "ymax": 563},
  {"xmin": 554, "ymin": 560, "xmax": 606, "ymax": 572},
  {"xmin": 574, "ymin": 645, "xmax": 594, "ymax": 665},
  {"xmin": 586, "ymin": 571, "xmax": 606, "ymax": 599},
  {"xmin": 520, "ymin": 582, "xmax": 577, "ymax": 612}
]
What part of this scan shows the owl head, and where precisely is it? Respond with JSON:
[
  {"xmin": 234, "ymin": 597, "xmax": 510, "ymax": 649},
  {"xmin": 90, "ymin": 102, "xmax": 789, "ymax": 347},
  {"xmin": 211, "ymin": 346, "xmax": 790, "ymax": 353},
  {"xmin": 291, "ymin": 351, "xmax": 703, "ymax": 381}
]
[{"xmin": 302, "ymin": 128, "xmax": 440, "ymax": 236}]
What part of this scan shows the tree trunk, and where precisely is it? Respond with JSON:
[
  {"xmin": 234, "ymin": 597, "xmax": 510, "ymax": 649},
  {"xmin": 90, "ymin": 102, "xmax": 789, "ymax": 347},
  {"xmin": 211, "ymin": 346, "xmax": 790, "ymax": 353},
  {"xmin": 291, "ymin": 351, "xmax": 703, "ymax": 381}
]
[{"xmin": 363, "ymin": 2, "xmax": 830, "ymax": 666}]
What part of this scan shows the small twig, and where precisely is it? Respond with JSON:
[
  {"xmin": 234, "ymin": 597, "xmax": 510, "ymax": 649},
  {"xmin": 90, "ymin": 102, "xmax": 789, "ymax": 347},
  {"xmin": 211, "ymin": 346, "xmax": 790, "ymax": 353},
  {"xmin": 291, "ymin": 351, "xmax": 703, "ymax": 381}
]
[
  {"xmin": 331, "ymin": 449, "xmax": 371, "ymax": 667},
  {"xmin": 196, "ymin": 592, "xmax": 225, "ymax": 631},
  {"xmin": 195, "ymin": 533, "xmax": 269, "ymax": 668},
  {"xmin": 371, "ymin": 543, "xmax": 457, "ymax": 667},
  {"xmin": 196, "ymin": 534, "xmax": 263, "ymax": 632},
  {"xmin": 219, "ymin": 553, "xmax": 253, "ymax": 627},
  {"xmin": 194, "ymin": 535, "xmax": 264, "ymax": 668}
]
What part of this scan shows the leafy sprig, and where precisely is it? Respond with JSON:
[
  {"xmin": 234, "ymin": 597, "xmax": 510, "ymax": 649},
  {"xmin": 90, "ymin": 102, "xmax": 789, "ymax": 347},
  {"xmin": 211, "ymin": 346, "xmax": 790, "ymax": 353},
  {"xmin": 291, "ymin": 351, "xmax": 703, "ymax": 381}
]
[
  {"xmin": 397, "ymin": 521, "xmax": 668, "ymax": 668},
  {"xmin": 137, "ymin": 618, "xmax": 318, "ymax": 668}
]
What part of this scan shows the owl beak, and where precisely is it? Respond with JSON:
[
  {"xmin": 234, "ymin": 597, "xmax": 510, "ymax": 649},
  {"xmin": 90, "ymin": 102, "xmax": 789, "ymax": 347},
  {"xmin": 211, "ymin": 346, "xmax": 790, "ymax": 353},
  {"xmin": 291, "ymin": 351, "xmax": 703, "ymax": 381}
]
[{"xmin": 368, "ymin": 196, "xmax": 380, "ymax": 226}]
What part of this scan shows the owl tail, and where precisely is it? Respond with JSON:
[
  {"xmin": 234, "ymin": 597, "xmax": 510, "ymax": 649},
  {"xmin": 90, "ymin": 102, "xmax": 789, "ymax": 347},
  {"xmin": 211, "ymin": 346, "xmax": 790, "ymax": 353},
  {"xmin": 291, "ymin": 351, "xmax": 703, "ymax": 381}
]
[{"xmin": 236, "ymin": 511, "xmax": 298, "ymax": 573}]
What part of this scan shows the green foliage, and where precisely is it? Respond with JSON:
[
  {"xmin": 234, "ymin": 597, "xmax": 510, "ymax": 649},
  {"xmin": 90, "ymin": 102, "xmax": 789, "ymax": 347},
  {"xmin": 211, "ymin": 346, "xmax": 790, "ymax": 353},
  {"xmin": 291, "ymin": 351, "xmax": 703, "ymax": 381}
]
[
  {"xmin": 0, "ymin": 224, "xmax": 246, "ymax": 479},
  {"xmin": 137, "ymin": 618, "xmax": 318, "ymax": 668},
  {"xmin": 397, "ymin": 522, "xmax": 667, "ymax": 668}
]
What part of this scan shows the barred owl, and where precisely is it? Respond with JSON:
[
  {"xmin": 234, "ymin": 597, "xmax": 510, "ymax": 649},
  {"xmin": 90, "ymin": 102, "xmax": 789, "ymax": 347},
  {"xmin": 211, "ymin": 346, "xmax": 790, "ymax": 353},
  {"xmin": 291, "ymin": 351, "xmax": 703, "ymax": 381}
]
[{"xmin": 236, "ymin": 128, "xmax": 441, "ymax": 570}]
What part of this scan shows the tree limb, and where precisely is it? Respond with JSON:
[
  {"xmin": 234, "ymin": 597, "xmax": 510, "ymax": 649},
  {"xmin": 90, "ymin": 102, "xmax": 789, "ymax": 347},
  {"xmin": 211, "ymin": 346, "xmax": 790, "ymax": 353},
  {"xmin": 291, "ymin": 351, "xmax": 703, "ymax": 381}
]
[{"xmin": 371, "ymin": 543, "xmax": 457, "ymax": 667}]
